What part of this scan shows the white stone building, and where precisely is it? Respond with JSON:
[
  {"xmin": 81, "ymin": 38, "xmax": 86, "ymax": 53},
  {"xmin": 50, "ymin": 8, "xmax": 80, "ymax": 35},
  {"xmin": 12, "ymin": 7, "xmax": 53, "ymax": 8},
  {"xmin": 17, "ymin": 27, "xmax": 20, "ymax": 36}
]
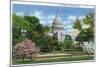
[
  {"xmin": 46, "ymin": 15, "xmax": 72, "ymax": 42},
  {"xmin": 52, "ymin": 16, "xmax": 65, "ymax": 42}
]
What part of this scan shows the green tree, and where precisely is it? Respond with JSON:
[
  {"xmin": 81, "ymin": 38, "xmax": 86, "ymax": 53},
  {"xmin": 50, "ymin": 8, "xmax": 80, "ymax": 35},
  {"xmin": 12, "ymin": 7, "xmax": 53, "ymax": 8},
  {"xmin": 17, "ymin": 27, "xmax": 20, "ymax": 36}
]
[
  {"xmin": 24, "ymin": 16, "xmax": 44, "ymax": 33},
  {"xmin": 12, "ymin": 14, "xmax": 30, "ymax": 46},
  {"xmin": 24, "ymin": 16, "xmax": 39, "ymax": 29},
  {"xmin": 83, "ymin": 13, "xmax": 95, "ymax": 41},
  {"xmin": 83, "ymin": 13, "xmax": 94, "ymax": 27},
  {"xmin": 63, "ymin": 35, "xmax": 73, "ymax": 49},
  {"xmin": 43, "ymin": 26, "xmax": 51, "ymax": 33},
  {"xmin": 73, "ymin": 19, "xmax": 82, "ymax": 31},
  {"xmin": 73, "ymin": 12, "xmax": 95, "ymax": 43}
]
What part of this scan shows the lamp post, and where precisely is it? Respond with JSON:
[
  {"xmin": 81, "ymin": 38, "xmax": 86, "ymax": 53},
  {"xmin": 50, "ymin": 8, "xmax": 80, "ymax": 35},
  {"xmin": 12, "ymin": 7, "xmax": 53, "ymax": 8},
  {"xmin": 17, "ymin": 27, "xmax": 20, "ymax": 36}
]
[{"xmin": 21, "ymin": 29, "xmax": 27, "ymax": 41}]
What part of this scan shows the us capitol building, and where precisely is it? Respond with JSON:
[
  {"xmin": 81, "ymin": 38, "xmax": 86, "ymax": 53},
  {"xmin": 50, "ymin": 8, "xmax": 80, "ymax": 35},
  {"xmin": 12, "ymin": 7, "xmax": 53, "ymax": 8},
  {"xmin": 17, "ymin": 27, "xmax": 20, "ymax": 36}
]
[{"xmin": 46, "ymin": 14, "xmax": 73, "ymax": 42}]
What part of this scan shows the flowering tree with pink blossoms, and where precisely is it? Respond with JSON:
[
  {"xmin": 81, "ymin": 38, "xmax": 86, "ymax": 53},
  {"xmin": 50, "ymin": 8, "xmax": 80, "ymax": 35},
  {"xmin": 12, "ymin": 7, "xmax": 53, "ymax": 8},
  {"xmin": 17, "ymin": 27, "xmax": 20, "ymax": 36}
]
[{"xmin": 14, "ymin": 39, "xmax": 40, "ymax": 61}]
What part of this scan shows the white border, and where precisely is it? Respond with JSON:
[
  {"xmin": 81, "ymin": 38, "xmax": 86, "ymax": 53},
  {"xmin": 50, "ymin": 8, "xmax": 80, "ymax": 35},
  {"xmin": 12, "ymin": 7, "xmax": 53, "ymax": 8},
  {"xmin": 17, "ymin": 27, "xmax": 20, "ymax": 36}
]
[
  {"xmin": 12, "ymin": 1, "xmax": 95, "ymax": 8},
  {"xmin": 12, "ymin": 0, "xmax": 96, "ymax": 6}
]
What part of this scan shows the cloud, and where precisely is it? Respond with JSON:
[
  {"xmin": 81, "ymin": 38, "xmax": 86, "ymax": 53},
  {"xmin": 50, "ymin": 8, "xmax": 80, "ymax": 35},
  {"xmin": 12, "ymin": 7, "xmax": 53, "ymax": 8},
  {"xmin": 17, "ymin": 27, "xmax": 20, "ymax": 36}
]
[
  {"xmin": 64, "ymin": 25, "xmax": 72, "ymax": 29},
  {"xmin": 67, "ymin": 15, "xmax": 85, "ymax": 21},
  {"xmin": 48, "ymin": 15, "xmax": 55, "ymax": 20},
  {"xmin": 67, "ymin": 15, "xmax": 76, "ymax": 21},
  {"xmin": 64, "ymin": 15, "xmax": 77, "ymax": 26},
  {"xmin": 30, "ymin": 11, "xmax": 49, "ymax": 25},
  {"xmin": 66, "ymin": 15, "xmax": 85, "ymax": 25},
  {"xmin": 30, "ymin": 11, "xmax": 43, "ymax": 20},
  {"xmin": 40, "ymin": 14, "xmax": 63, "ymax": 27},
  {"xmin": 40, "ymin": 20, "xmax": 46, "ymax": 25},
  {"xmin": 48, "ymin": 15, "xmax": 62, "ymax": 21},
  {"xmin": 63, "ymin": 20, "xmax": 72, "ymax": 25},
  {"xmin": 30, "ymin": 11, "xmax": 42, "ymax": 16},
  {"xmin": 78, "ymin": 16, "xmax": 85, "ymax": 20},
  {"xmin": 16, "ymin": 12, "xmax": 24, "ymax": 17}
]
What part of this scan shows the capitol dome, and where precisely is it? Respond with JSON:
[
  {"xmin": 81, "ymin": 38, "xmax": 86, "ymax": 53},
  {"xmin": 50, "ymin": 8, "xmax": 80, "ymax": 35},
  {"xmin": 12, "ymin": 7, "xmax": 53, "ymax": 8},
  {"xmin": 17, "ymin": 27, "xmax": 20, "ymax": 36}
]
[{"xmin": 52, "ymin": 16, "xmax": 64, "ymax": 28}]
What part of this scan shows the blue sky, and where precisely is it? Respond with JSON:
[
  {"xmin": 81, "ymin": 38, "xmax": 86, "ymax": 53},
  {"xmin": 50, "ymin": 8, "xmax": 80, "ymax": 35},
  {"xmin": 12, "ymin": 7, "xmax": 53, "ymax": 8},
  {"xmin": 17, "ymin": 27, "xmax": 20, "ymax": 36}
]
[{"xmin": 13, "ymin": 4, "xmax": 95, "ymax": 36}]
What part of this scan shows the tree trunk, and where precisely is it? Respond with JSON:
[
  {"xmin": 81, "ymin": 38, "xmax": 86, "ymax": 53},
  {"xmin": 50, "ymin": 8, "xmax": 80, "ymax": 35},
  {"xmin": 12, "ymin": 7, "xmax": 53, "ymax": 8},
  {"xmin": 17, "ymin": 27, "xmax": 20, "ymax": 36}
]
[{"xmin": 22, "ymin": 56, "xmax": 24, "ymax": 61}]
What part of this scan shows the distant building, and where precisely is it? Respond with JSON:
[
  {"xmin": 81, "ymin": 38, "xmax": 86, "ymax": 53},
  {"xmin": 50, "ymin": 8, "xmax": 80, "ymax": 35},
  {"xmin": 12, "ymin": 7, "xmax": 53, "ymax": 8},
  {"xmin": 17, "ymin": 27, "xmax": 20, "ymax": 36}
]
[
  {"xmin": 46, "ymin": 13, "xmax": 72, "ymax": 42},
  {"xmin": 52, "ymin": 15, "xmax": 65, "ymax": 42}
]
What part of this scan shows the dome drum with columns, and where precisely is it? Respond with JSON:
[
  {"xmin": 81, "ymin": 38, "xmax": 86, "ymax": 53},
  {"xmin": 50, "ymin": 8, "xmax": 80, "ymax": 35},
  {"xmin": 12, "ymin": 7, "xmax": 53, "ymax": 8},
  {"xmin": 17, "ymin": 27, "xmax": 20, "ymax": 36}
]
[{"xmin": 52, "ymin": 16, "xmax": 65, "ymax": 42}]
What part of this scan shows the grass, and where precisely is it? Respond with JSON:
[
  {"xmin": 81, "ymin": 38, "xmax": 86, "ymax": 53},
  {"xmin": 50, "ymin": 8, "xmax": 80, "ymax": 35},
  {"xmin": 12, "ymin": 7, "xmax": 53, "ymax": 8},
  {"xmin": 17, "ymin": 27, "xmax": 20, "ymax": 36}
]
[{"xmin": 12, "ymin": 55, "xmax": 94, "ymax": 65}]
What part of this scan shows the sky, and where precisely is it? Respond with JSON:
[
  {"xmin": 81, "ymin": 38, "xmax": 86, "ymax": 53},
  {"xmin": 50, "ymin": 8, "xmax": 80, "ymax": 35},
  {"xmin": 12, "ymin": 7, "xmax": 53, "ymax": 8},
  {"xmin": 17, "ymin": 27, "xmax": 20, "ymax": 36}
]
[{"xmin": 13, "ymin": 4, "xmax": 95, "ymax": 37}]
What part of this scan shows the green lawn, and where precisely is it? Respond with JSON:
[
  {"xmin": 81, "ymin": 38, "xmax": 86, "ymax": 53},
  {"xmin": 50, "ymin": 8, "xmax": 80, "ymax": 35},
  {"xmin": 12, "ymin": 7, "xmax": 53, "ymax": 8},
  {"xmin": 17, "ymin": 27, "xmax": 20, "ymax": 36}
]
[{"xmin": 12, "ymin": 55, "xmax": 94, "ymax": 65}]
